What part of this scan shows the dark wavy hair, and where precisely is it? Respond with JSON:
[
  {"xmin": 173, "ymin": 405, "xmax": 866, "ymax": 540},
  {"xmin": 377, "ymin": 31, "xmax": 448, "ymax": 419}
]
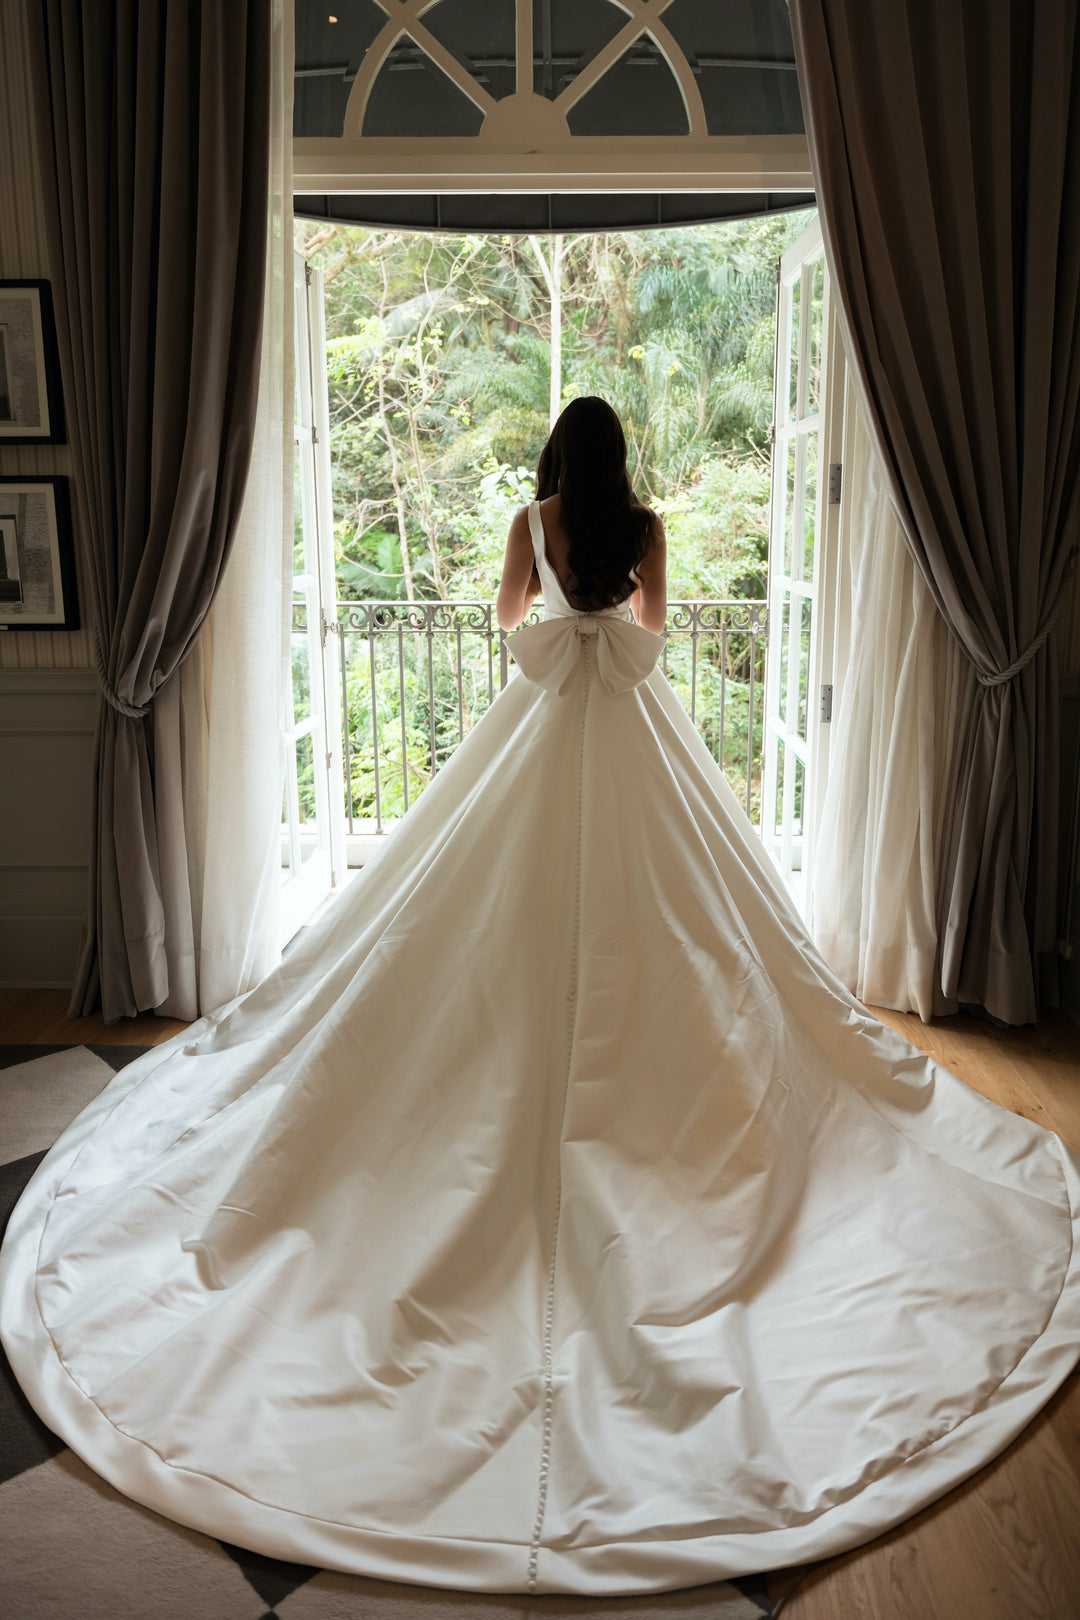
[{"xmin": 535, "ymin": 396, "xmax": 655, "ymax": 612}]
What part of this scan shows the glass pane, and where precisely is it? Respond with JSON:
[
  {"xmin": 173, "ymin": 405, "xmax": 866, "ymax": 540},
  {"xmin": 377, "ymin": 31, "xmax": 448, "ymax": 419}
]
[
  {"xmin": 773, "ymin": 739, "xmax": 787, "ymax": 844},
  {"xmin": 797, "ymin": 596, "xmax": 812, "ymax": 740},
  {"xmin": 533, "ymin": 0, "xmax": 624, "ymax": 100},
  {"xmin": 280, "ymin": 782, "xmax": 293, "ymax": 878},
  {"xmin": 568, "ymin": 35, "xmax": 690, "ymax": 138},
  {"xmin": 364, "ymin": 44, "xmax": 484, "ymax": 138},
  {"xmin": 293, "ymin": 455, "xmax": 307, "ymax": 574},
  {"xmin": 293, "ymin": 0, "xmax": 385, "ymax": 139},
  {"xmin": 783, "ymin": 437, "xmax": 796, "ymax": 577},
  {"xmin": 293, "ymin": 284, "xmax": 307, "ymax": 428},
  {"xmin": 807, "ymin": 256, "xmax": 825, "ymax": 414},
  {"xmin": 295, "ymin": 730, "xmax": 318, "ymax": 850},
  {"xmin": 802, "ymin": 429, "xmax": 819, "ymax": 583},
  {"xmin": 424, "ymin": 0, "xmax": 516, "ymax": 103},
  {"xmin": 788, "ymin": 275, "xmax": 801, "ymax": 421},
  {"xmin": 792, "ymin": 753, "xmax": 805, "ymax": 846},
  {"xmin": 291, "ymin": 633, "xmax": 311, "ymax": 725},
  {"xmin": 663, "ymin": 3, "xmax": 805, "ymax": 138},
  {"xmin": 778, "ymin": 596, "xmax": 791, "ymax": 726}
]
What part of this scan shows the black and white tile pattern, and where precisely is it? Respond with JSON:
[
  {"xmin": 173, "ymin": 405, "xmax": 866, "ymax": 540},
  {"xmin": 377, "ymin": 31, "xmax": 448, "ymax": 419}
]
[{"xmin": 0, "ymin": 1044, "xmax": 775, "ymax": 1619}]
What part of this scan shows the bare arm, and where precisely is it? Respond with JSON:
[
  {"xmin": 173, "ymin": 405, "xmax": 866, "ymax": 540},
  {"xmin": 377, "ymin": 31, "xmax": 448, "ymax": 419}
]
[
  {"xmin": 630, "ymin": 518, "xmax": 667, "ymax": 634},
  {"xmin": 496, "ymin": 506, "xmax": 541, "ymax": 631}
]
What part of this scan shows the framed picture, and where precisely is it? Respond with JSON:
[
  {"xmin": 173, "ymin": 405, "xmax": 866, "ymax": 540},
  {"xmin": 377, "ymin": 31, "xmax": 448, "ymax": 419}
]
[
  {"xmin": 0, "ymin": 476, "xmax": 78, "ymax": 631},
  {"xmin": 0, "ymin": 280, "xmax": 65, "ymax": 443}
]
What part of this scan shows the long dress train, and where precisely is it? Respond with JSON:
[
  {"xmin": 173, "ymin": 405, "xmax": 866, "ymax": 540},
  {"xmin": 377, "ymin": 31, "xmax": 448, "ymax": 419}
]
[{"xmin": 2, "ymin": 503, "xmax": 1078, "ymax": 1594}]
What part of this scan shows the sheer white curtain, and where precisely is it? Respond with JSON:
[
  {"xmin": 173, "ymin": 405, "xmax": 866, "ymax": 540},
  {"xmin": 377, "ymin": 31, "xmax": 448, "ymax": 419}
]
[
  {"xmin": 811, "ymin": 405, "xmax": 975, "ymax": 1021},
  {"xmin": 153, "ymin": 0, "xmax": 294, "ymax": 1021}
]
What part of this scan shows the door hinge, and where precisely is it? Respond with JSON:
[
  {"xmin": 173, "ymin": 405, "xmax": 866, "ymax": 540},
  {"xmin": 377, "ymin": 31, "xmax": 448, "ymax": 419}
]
[
  {"xmin": 326, "ymin": 750, "xmax": 334, "ymax": 772},
  {"xmin": 304, "ymin": 260, "xmax": 313, "ymax": 286},
  {"xmin": 319, "ymin": 608, "xmax": 330, "ymax": 648},
  {"xmin": 820, "ymin": 683, "xmax": 833, "ymax": 723},
  {"xmin": 312, "ymin": 423, "xmax": 319, "ymax": 445},
  {"xmin": 828, "ymin": 463, "xmax": 842, "ymax": 505}
]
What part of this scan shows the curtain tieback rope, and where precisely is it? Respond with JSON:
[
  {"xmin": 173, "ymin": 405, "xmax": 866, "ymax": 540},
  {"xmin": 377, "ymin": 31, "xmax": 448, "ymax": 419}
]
[
  {"xmin": 977, "ymin": 548, "xmax": 1078, "ymax": 687},
  {"xmin": 92, "ymin": 623, "xmax": 151, "ymax": 719}
]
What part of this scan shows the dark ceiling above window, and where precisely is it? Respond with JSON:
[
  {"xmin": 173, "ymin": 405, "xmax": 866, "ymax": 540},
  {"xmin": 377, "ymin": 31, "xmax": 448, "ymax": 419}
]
[
  {"xmin": 293, "ymin": 0, "xmax": 804, "ymax": 143},
  {"xmin": 567, "ymin": 33, "xmax": 690, "ymax": 138},
  {"xmin": 293, "ymin": 191, "xmax": 815, "ymax": 236},
  {"xmin": 294, "ymin": 0, "xmax": 385, "ymax": 139},
  {"xmin": 662, "ymin": 0, "xmax": 804, "ymax": 137},
  {"xmin": 426, "ymin": 0, "xmax": 518, "ymax": 104}
]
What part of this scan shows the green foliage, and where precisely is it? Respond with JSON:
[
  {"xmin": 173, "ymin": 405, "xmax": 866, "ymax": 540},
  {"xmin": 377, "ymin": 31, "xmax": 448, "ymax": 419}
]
[
  {"xmin": 450, "ymin": 462, "xmax": 536, "ymax": 598},
  {"xmin": 659, "ymin": 453, "xmax": 772, "ymax": 599},
  {"xmin": 296, "ymin": 213, "xmax": 812, "ymax": 601},
  {"xmin": 293, "ymin": 212, "xmax": 814, "ymax": 820}
]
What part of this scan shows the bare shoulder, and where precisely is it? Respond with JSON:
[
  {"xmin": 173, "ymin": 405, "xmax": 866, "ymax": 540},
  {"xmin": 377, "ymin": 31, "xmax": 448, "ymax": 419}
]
[{"xmin": 508, "ymin": 503, "xmax": 533, "ymax": 541}]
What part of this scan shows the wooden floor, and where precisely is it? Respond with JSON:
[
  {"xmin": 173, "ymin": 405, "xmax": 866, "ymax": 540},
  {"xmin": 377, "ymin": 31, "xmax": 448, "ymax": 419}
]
[
  {"xmin": 0, "ymin": 986, "xmax": 189, "ymax": 1047},
  {"xmin": 2, "ymin": 988, "xmax": 1079, "ymax": 1620}
]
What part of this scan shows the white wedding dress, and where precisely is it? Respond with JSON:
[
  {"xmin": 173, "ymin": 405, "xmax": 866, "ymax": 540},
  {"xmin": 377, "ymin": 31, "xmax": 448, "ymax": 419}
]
[{"xmin": 2, "ymin": 503, "xmax": 1079, "ymax": 1595}]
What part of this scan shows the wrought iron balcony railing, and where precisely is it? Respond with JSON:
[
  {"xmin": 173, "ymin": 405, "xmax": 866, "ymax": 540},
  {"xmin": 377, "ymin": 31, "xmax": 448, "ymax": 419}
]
[{"xmin": 312, "ymin": 599, "xmax": 768, "ymax": 837}]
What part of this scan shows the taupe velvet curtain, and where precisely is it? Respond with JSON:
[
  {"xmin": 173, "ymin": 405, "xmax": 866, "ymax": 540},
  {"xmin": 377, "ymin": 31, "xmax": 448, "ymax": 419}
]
[
  {"xmin": 790, "ymin": 0, "xmax": 1080, "ymax": 1024},
  {"xmin": 29, "ymin": 1, "xmax": 272, "ymax": 1021}
]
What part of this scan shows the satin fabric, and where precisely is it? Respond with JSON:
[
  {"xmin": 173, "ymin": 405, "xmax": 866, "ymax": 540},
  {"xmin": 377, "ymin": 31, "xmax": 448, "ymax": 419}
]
[
  {"xmin": 1, "ymin": 505, "xmax": 1078, "ymax": 1593},
  {"xmin": 506, "ymin": 609, "xmax": 663, "ymax": 695}
]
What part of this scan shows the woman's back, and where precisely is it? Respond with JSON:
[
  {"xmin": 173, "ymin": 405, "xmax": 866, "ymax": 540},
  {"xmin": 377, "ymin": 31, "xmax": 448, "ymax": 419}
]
[
  {"xmin": 500, "ymin": 491, "xmax": 667, "ymax": 634},
  {"xmin": 535, "ymin": 494, "xmax": 579, "ymax": 597}
]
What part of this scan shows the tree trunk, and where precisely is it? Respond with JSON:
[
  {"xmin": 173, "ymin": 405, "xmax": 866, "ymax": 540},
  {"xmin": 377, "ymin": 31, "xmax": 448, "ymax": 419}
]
[
  {"xmin": 377, "ymin": 257, "xmax": 415, "ymax": 601},
  {"xmin": 376, "ymin": 364, "xmax": 415, "ymax": 603},
  {"xmin": 549, "ymin": 233, "xmax": 563, "ymax": 429},
  {"xmin": 527, "ymin": 232, "xmax": 564, "ymax": 430}
]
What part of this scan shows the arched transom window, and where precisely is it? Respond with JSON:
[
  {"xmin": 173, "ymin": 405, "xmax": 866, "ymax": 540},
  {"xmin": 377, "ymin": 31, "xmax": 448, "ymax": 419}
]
[{"xmin": 294, "ymin": 0, "xmax": 810, "ymax": 193}]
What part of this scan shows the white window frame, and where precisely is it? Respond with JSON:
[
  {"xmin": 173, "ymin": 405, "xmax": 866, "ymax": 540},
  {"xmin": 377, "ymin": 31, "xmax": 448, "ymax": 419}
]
[
  {"xmin": 294, "ymin": 0, "xmax": 812, "ymax": 194},
  {"xmin": 761, "ymin": 215, "xmax": 847, "ymax": 916},
  {"xmin": 280, "ymin": 251, "xmax": 346, "ymax": 945}
]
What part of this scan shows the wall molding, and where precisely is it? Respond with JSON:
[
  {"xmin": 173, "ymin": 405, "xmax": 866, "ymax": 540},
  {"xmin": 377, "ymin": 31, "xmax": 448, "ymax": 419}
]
[
  {"xmin": 0, "ymin": 668, "xmax": 97, "ymax": 688},
  {"xmin": 0, "ymin": 666, "xmax": 96, "ymax": 985}
]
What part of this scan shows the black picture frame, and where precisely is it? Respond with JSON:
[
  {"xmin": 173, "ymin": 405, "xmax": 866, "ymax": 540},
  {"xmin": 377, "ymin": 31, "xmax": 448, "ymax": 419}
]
[
  {"xmin": 0, "ymin": 476, "xmax": 79, "ymax": 631},
  {"xmin": 0, "ymin": 279, "xmax": 66, "ymax": 444}
]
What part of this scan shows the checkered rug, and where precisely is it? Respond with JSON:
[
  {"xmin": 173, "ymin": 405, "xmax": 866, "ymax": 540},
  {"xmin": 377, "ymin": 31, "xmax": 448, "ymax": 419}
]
[{"xmin": 0, "ymin": 1044, "xmax": 780, "ymax": 1620}]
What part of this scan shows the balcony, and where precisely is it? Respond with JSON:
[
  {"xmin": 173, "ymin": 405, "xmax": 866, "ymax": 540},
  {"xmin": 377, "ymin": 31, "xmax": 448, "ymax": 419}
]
[{"xmin": 302, "ymin": 599, "xmax": 767, "ymax": 851}]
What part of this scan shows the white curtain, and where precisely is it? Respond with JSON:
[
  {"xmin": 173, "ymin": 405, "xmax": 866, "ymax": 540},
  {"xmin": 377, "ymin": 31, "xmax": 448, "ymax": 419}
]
[
  {"xmin": 811, "ymin": 405, "xmax": 975, "ymax": 1021},
  {"xmin": 153, "ymin": 0, "xmax": 294, "ymax": 1021}
]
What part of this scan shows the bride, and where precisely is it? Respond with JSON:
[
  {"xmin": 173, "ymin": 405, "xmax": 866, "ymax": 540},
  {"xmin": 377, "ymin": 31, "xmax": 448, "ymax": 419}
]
[{"xmin": 2, "ymin": 397, "xmax": 1078, "ymax": 1595}]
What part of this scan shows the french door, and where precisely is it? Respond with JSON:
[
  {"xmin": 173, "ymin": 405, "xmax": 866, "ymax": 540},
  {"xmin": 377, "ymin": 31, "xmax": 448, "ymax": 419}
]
[
  {"xmin": 761, "ymin": 216, "xmax": 846, "ymax": 916},
  {"xmin": 280, "ymin": 251, "xmax": 344, "ymax": 945},
  {"xmin": 285, "ymin": 223, "xmax": 847, "ymax": 934}
]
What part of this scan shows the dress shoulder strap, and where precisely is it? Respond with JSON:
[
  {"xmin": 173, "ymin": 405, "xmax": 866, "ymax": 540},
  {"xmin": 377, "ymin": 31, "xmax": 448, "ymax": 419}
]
[{"xmin": 526, "ymin": 501, "xmax": 546, "ymax": 569}]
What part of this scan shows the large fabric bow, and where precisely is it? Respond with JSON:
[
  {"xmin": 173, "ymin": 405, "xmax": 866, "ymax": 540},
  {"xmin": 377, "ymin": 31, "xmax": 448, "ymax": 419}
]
[{"xmin": 507, "ymin": 614, "xmax": 664, "ymax": 695}]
